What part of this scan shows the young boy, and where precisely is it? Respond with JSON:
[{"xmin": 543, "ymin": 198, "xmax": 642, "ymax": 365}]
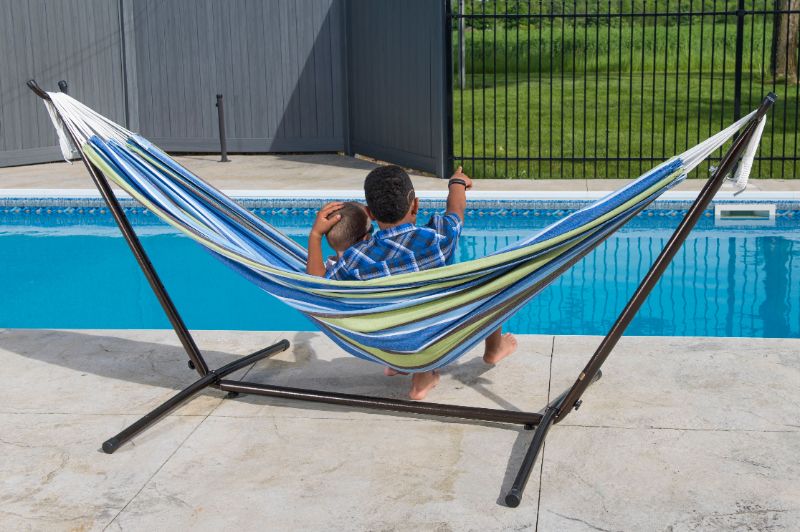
[
  {"xmin": 311, "ymin": 165, "xmax": 517, "ymax": 400},
  {"xmin": 306, "ymin": 201, "xmax": 372, "ymax": 276}
]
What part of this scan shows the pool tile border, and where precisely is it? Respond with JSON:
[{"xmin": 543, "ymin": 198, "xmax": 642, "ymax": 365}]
[{"xmin": 1, "ymin": 190, "xmax": 798, "ymax": 220}]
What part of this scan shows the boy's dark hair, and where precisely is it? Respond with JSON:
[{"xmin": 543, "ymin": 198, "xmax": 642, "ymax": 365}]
[
  {"xmin": 363, "ymin": 165, "xmax": 415, "ymax": 224},
  {"xmin": 326, "ymin": 202, "xmax": 370, "ymax": 252}
]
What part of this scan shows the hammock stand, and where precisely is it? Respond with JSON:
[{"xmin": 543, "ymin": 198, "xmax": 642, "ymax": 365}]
[{"xmin": 27, "ymin": 80, "xmax": 775, "ymax": 507}]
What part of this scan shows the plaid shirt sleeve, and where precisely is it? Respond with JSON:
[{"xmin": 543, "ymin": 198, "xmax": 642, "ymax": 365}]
[
  {"xmin": 326, "ymin": 251, "xmax": 352, "ymax": 280},
  {"xmin": 425, "ymin": 212, "xmax": 462, "ymax": 265},
  {"xmin": 326, "ymin": 243, "xmax": 370, "ymax": 280}
]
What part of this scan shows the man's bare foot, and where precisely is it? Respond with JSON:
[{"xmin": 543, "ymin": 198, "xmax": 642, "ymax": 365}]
[
  {"xmin": 384, "ymin": 367, "xmax": 408, "ymax": 376},
  {"xmin": 483, "ymin": 332, "xmax": 518, "ymax": 365},
  {"xmin": 409, "ymin": 370, "xmax": 440, "ymax": 400}
]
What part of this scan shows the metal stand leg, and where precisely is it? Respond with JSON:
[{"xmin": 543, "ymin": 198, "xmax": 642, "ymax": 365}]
[
  {"xmin": 504, "ymin": 370, "xmax": 602, "ymax": 507},
  {"xmin": 103, "ymin": 340, "xmax": 289, "ymax": 454},
  {"xmin": 503, "ymin": 93, "xmax": 776, "ymax": 508},
  {"xmin": 27, "ymin": 79, "xmax": 210, "ymax": 377},
  {"xmin": 505, "ymin": 406, "xmax": 557, "ymax": 508}
]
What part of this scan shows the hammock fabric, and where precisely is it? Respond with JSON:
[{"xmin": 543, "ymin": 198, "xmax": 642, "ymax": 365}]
[{"xmin": 42, "ymin": 92, "xmax": 765, "ymax": 373}]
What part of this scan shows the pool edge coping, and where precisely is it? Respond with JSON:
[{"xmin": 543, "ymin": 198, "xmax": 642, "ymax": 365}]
[{"xmin": 2, "ymin": 188, "xmax": 800, "ymax": 201}]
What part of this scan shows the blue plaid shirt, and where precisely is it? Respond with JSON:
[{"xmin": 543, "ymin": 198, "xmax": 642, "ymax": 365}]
[{"xmin": 326, "ymin": 213, "xmax": 462, "ymax": 281}]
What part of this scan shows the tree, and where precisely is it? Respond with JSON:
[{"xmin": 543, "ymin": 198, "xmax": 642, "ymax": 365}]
[{"xmin": 771, "ymin": 0, "xmax": 799, "ymax": 83}]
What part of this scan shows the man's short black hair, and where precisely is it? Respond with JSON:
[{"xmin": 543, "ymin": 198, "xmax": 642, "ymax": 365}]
[{"xmin": 363, "ymin": 165, "xmax": 415, "ymax": 224}]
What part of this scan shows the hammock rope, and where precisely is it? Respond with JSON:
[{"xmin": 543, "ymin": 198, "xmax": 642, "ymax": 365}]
[
  {"xmin": 731, "ymin": 115, "xmax": 767, "ymax": 193},
  {"xmin": 41, "ymin": 92, "xmax": 761, "ymax": 372}
]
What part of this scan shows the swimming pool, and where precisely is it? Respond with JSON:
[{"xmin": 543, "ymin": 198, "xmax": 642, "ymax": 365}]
[{"xmin": 2, "ymin": 197, "xmax": 799, "ymax": 338}]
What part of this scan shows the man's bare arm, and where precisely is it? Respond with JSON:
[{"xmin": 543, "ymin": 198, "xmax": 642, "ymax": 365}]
[{"xmin": 445, "ymin": 166, "xmax": 473, "ymax": 222}]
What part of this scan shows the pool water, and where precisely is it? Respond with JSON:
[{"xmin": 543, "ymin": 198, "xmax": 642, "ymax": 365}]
[{"xmin": 2, "ymin": 201, "xmax": 799, "ymax": 338}]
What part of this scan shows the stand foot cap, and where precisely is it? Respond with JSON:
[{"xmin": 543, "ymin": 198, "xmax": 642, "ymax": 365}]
[
  {"xmin": 102, "ymin": 437, "xmax": 121, "ymax": 454},
  {"xmin": 505, "ymin": 489, "xmax": 522, "ymax": 508}
]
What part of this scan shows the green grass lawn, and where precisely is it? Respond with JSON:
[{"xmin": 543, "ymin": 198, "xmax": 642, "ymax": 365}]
[
  {"xmin": 453, "ymin": 71, "xmax": 799, "ymax": 179},
  {"xmin": 451, "ymin": 15, "xmax": 800, "ymax": 179}
]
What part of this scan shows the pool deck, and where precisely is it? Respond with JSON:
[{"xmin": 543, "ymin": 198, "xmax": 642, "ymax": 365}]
[
  {"xmin": 2, "ymin": 153, "xmax": 799, "ymax": 197},
  {"xmin": 2, "ymin": 154, "xmax": 799, "ymax": 531},
  {"xmin": 0, "ymin": 330, "xmax": 797, "ymax": 531}
]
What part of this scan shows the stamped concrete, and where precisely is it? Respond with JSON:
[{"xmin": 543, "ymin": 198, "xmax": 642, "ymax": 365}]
[
  {"xmin": 0, "ymin": 329, "xmax": 798, "ymax": 531},
  {"xmin": 550, "ymin": 336, "xmax": 800, "ymax": 432},
  {"xmin": 538, "ymin": 427, "xmax": 800, "ymax": 531}
]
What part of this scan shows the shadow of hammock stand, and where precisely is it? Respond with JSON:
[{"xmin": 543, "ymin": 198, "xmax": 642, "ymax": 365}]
[{"xmin": 27, "ymin": 79, "xmax": 775, "ymax": 508}]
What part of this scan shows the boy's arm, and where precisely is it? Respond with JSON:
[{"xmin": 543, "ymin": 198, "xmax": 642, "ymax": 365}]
[
  {"xmin": 445, "ymin": 166, "xmax": 473, "ymax": 222},
  {"xmin": 306, "ymin": 202, "xmax": 344, "ymax": 276}
]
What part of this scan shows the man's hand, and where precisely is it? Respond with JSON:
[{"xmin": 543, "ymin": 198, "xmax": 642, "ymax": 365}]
[
  {"xmin": 307, "ymin": 201, "xmax": 343, "ymax": 277},
  {"xmin": 310, "ymin": 201, "xmax": 344, "ymax": 239},
  {"xmin": 450, "ymin": 166, "xmax": 473, "ymax": 190}
]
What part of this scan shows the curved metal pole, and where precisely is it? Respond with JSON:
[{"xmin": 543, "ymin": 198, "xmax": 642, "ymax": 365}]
[
  {"xmin": 26, "ymin": 79, "xmax": 210, "ymax": 376},
  {"xmin": 504, "ymin": 93, "xmax": 776, "ymax": 508},
  {"xmin": 554, "ymin": 92, "xmax": 776, "ymax": 423}
]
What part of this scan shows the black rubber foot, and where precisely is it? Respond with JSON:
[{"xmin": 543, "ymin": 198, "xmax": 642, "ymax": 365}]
[
  {"xmin": 524, "ymin": 423, "xmax": 536, "ymax": 430},
  {"xmin": 102, "ymin": 437, "xmax": 121, "ymax": 454},
  {"xmin": 505, "ymin": 489, "xmax": 522, "ymax": 508},
  {"xmin": 187, "ymin": 360, "xmax": 196, "ymax": 370}
]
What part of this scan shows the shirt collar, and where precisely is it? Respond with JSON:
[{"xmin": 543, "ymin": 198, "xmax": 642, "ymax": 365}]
[{"xmin": 374, "ymin": 223, "xmax": 416, "ymax": 240}]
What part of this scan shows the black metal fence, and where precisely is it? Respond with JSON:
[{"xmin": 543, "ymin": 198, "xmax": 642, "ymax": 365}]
[{"xmin": 447, "ymin": 1, "xmax": 800, "ymax": 179}]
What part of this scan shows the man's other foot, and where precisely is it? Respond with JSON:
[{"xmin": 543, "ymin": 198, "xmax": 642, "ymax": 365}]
[
  {"xmin": 409, "ymin": 370, "xmax": 440, "ymax": 400},
  {"xmin": 483, "ymin": 333, "xmax": 518, "ymax": 365}
]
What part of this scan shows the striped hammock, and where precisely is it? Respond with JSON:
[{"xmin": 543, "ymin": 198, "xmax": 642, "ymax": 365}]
[{"xmin": 41, "ymin": 93, "xmax": 765, "ymax": 372}]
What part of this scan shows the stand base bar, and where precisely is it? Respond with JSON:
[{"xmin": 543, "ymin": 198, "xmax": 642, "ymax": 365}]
[
  {"xmin": 505, "ymin": 406, "xmax": 557, "ymax": 507},
  {"xmin": 102, "ymin": 339, "xmax": 290, "ymax": 454},
  {"xmin": 218, "ymin": 380, "xmax": 544, "ymax": 426},
  {"xmin": 505, "ymin": 370, "xmax": 603, "ymax": 507}
]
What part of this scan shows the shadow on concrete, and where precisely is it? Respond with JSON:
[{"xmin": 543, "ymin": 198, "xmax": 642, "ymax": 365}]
[
  {"xmin": 0, "ymin": 327, "xmax": 541, "ymax": 505},
  {"xmin": 0, "ymin": 329, "xmax": 531, "ymax": 413},
  {"xmin": 273, "ymin": 153, "xmax": 377, "ymax": 172}
]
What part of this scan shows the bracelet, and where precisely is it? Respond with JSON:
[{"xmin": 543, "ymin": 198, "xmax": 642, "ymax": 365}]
[{"xmin": 449, "ymin": 178, "xmax": 467, "ymax": 188}]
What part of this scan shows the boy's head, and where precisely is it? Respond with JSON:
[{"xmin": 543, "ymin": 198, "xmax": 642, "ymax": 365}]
[
  {"xmin": 363, "ymin": 165, "xmax": 417, "ymax": 224},
  {"xmin": 325, "ymin": 202, "xmax": 371, "ymax": 253}
]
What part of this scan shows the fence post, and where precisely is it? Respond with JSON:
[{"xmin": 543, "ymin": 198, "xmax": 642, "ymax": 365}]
[
  {"xmin": 215, "ymin": 94, "xmax": 230, "ymax": 163},
  {"xmin": 458, "ymin": 0, "xmax": 465, "ymax": 90},
  {"xmin": 733, "ymin": 0, "xmax": 746, "ymax": 121},
  {"xmin": 443, "ymin": 0, "xmax": 455, "ymax": 177}
]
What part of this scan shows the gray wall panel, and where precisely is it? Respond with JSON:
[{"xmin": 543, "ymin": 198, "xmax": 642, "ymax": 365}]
[
  {"xmin": 131, "ymin": 0, "xmax": 346, "ymax": 153},
  {"xmin": 1, "ymin": 0, "xmax": 445, "ymax": 174},
  {"xmin": 0, "ymin": 0, "xmax": 126, "ymax": 167},
  {"xmin": 345, "ymin": 0, "xmax": 446, "ymax": 176}
]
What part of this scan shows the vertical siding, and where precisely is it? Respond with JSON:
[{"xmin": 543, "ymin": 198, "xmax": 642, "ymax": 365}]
[
  {"xmin": 345, "ymin": 0, "xmax": 447, "ymax": 175},
  {"xmin": 0, "ymin": 0, "xmax": 126, "ymax": 167},
  {"xmin": 132, "ymin": 0, "xmax": 345, "ymax": 152},
  {"xmin": 0, "ymin": 0, "xmax": 446, "ymax": 170}
]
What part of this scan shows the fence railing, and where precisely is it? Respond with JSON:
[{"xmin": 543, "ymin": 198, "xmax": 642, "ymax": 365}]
[{"xmin": 447, "ymin": 1, "xmax": 800, "ymax": 179}]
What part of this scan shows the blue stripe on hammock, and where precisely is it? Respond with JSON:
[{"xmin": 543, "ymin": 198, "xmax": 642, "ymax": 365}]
[
  {"xmin": 86, "ymin": 133, "xmax": 687, "ymax": 371},
  {"xmin": 129, "ymin": 135, "xmax": 308, "ymax": 265}
]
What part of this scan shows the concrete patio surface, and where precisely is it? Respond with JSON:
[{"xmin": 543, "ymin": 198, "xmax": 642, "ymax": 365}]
[
  {"xmin": 2, "ymin": 153, "xmax": 799, "ymax": 193},
  {"xmin": 0, "ymin": 329, "xmax": 797, "ymax": 531}
]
